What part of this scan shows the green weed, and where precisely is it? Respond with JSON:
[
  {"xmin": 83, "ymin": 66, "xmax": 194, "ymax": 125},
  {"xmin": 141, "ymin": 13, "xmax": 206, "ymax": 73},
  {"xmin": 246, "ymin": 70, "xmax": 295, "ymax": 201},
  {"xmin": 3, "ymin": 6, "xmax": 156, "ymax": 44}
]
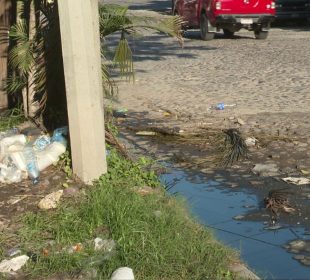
[
  {"xmin": 0, "ymin": 108, "xmax": 25, "ymax": 132},
  {"xmin": 19, "ymin": 149, "xmax": 236, "ymax": 279}
]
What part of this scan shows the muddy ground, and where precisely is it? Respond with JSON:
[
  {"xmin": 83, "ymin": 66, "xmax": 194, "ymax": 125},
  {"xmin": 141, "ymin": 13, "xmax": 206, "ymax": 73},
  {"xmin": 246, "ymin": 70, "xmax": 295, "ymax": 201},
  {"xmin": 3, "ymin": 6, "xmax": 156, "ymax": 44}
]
[{"xmin": 103, "ymin": 0, "xmax": 310, "ymax": 229}]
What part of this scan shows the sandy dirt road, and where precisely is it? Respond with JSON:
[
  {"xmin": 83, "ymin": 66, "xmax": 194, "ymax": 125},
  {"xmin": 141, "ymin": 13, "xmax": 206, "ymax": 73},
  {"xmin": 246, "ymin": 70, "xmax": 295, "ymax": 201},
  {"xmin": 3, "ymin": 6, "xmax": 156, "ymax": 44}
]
[{"xmin": 103, "ymin": 0, "xmax": 310, "ymax": 171}]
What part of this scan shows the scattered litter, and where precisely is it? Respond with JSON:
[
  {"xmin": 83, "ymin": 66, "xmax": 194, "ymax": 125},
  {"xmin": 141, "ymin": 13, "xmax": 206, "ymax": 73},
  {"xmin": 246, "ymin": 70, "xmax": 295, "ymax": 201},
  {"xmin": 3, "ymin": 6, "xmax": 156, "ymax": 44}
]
[
  {"xmin": 282, "ymin": 177, "xmax": 310, "ymax": 185},
  {"xmin": 245, "ymin": 137, "xmax": 257, "ymax": 147},
  {"xmin": 0, "ymin": 126, "xmax": 67, "ymax": 185},
  {"xmin": 116, "ymin": 108, "xmax": 128, "ymax": 113},
  {"xmin": 68, "ymin": 243, "xmax": 83, "ymax": 254},
  {"xmin": 252, "ymin": 163, "xmax": 279, "ymax": 177},
  {"xmin": 7, "ymin": 195, "xmax": 28, "ymax": 205},
  {"xmin": 113, "ymin": 109, "xmax": 128, "ymax": 118},
  {"xmin": 236, "ymin": 118, "xmax": 246, "ymax": 126},
  {"xmin": 26, "ymin": 251, "xmax": 38, "ymax": 262},
  {"xmin": 0, "ymin": 255, "xmax": 29, "ymax": 273},
  {"xmin": 0, "ymin": 134, "xmax": 26, "ymax": 161},
  {"xmin": 0, "ymin": 165, "xmax": 27, "ymax": 184},
  {"xmin": 154, "ymin": 210, "xmax": 162, "ymax": 218},
  {"xmin": 33, "ymin": 135, "xmax": 51, "ymax": 151},
  {"xmin": 37, "ymin": 141, "xmax": 66, "ymax": 171},
  {"xmin": 233, "ymin": 215, "xmax": 245, "ymax": 220},
  {"xmin": 24, "ymin": 146, "xmax": 40, "ymax": 185},
  {"xmin": 136, "ymin": 131, "xmax": 156, "ymax": 136},
  {"xmin": 94, "ymin": 238, "xmax": 116, "ymax": 253},
  {"xmin": 94, "ymin": 238, "xmax": 104, "ymax": 251},
  {"xmin": 300, "ymin": 169, "xmax": 310, "ymax": 176},
  {"xmin": 212, "ymin": 103, "xmax": 236, "ymax": 110},
  {"xmin": 264, "ymin": 225, "xmax": 282, "ymax": 230},
  {"xmin": 0, "ymin": 128, "xmax": 19, "ymax": 140},
  {"xmin": 163, "ymin": 111, "xmax": 171, "ymax": 117},
  {"xmin": 42, "ymin": 248, "xmax": 49, "ymax": 257},
  {"xmin": 6, "ymin": 248, "xmax": 22, "ymax": 258},
  {"xmin": 110, "ymin": 267, "xmax": 135, "ymax": 280},
  {"xmin": 51, "ymin": 127, "xmax": 68, "ymax": 145},
  {"xmin": 38, "ymin": 190, "xmax": 64, "ymax": 210}
]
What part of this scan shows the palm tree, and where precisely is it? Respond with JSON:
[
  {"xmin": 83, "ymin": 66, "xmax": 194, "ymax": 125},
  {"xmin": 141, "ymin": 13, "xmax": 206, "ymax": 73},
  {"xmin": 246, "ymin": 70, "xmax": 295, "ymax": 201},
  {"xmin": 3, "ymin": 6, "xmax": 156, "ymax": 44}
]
[{"xmin": 5, "ymin": 1, "xmax": 183, "ymax": 125}]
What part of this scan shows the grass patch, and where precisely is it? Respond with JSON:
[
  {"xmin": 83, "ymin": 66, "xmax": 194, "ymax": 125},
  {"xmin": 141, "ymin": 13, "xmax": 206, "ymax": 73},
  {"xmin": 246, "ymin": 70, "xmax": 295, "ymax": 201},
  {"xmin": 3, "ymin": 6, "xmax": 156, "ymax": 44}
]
[{"xmin": 18, "ymin": 150, "xmax": 236, "ymax": 279}]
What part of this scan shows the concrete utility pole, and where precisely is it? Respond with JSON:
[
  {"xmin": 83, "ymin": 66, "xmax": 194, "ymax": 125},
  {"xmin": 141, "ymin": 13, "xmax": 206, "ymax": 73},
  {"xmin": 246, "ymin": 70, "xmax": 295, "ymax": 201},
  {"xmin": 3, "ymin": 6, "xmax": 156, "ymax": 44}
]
[
  {"xmin": 58, "ymin": 0, "xmax": 107, "ymax": 183},
  {"xmin": 0, "ymin": 0, "xmax": 14, "ymax": 109}
]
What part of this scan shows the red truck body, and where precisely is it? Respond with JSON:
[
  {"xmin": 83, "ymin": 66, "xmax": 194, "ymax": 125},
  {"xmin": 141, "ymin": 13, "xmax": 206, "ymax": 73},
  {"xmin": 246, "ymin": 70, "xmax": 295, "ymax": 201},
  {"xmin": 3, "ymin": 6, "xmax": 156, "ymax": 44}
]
[{"xmin": 172, "ymin": 0, "xmax": 276, "ymax": 40}]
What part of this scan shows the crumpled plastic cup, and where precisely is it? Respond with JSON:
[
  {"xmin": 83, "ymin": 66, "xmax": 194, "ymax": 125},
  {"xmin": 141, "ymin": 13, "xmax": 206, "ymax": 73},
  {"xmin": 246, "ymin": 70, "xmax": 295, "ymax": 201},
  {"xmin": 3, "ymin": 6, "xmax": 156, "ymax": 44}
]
[{"xmin": 215, "ymin": 103, "xmax": 225, "ymax": 110}]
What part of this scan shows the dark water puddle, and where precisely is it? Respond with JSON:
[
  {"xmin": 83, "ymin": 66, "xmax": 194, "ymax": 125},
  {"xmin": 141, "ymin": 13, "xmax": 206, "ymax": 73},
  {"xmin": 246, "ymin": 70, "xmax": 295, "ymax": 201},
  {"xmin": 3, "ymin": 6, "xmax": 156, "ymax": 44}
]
[{"xmin": 161, "ymin": 167, "xmax": 310, "ymax": 279}]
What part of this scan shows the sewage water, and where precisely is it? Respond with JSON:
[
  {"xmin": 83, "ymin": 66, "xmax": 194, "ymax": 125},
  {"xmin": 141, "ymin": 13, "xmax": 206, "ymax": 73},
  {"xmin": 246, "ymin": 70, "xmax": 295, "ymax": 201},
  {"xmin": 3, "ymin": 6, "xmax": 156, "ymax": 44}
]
[{"xmin": 161, "ymin": 167, "xmax": 310, "ymax": 279}]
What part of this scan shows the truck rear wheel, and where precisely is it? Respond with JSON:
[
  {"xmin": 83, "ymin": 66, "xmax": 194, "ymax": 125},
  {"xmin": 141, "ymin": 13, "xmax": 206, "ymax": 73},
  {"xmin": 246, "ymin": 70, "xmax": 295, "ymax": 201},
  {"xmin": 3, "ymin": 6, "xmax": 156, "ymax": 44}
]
[
  {"xmin": 200, "ymin": 13, "xmax": 215, "ymax": 41},
  {"xmin": 223, "ymin": 29, "xmax": 235, "ymax": 38},
  {"xmin": 254, "ymin": 30, "xmax": 268, "ymax": 40},
  {"xmin": 171, "ymin": 0, "xmax": 175, "ymax": 15}
]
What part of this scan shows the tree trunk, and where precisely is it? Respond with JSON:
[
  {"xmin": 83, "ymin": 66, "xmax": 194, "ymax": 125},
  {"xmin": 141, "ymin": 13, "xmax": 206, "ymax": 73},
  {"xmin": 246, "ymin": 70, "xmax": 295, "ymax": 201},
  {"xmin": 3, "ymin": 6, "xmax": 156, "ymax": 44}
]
[
  {"xmin": 27, "ymin": 0, "xmax": 39, "ymax": 118},
  {"xmin": 0, "ymin": 0, "xmax": 15, "ymax": 110}
]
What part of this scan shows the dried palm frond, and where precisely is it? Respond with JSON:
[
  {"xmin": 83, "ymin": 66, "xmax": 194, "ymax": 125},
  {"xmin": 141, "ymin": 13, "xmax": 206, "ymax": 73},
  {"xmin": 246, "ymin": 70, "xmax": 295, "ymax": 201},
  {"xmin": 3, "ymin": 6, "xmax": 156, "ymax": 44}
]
[
  {"xmin": 264, "ymin": 188, "xmax": 296, "ymax": 222},
  {"xmin": 221, "ymin": 129, "xmax": 248, "ymax": 166}
]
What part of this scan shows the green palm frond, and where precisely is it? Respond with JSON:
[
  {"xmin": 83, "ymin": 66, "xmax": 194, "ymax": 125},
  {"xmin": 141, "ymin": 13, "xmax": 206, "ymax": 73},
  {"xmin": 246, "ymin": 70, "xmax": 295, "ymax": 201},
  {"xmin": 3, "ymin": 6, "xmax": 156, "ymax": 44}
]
[
  {"xmin": 113, "ymin": 31, "xmax": 134, "ymax": 80},
  {"xmin": 102, "ymin": 63, "xmax": 117, "ymax": 98},
  {"xmin": 9, "ymin": 20, "xmax": 29, "ymax": 42},
  {"xmin": 5, "ymin": 76, "xmax": 27, "ymax": 94},
  {"xmin": 99, "ymin": 4, "xmax": 132, "ymax": 38},
  {"xmin": 99, "ymin": 4, "xmax": 183, "ymax": 88},
  {"xmin": 7, "ymin": 0, "xmax": 57, "ymax": 118},
  {"xmin": 154, "ymin": 16, "xmax": 184, "ymax": 46},
  {"xmin": 9, "ymin": 20, "xmax": 34, "ymax": 75}
]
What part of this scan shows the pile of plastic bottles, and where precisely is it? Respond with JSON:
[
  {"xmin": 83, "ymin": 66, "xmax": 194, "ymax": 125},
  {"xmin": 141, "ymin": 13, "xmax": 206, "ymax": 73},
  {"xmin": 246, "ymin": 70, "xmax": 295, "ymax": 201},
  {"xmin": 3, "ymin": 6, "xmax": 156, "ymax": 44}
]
[{"xmin": 0, "ymin": 127, "xmax": 68, "ymax": 184}]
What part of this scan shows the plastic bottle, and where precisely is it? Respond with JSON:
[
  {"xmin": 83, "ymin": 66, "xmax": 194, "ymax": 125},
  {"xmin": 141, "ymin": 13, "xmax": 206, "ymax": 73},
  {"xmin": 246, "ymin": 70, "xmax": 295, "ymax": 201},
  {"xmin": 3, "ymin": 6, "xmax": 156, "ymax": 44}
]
[
  {"xmin": 0, "ymin": 134, "xmax": 27, "ymax": 161},
  {"xmin": 0, "ymin": 128, "xmax": 19, "ymax": 140},
  {"xmin": 33, "ymin": 135, "xmax": 51, "ymax": 151},
  {"xmin": 51, "ymin": 127, "xmax": 68, "ymax": 146},
  {"xmin": 36, "ymin": 141, "xmax": 66, "ymax": 171},
  {"xmin": 23, "ymin": 146, "xmax": 40, "ymax": 184},
  {"xmin": 213, "ymin": 103, "xmax": 236, "ymax": 110},
  {"xmin": 0, "ymin": 163, "xmax": 25, "ymax": 184}
]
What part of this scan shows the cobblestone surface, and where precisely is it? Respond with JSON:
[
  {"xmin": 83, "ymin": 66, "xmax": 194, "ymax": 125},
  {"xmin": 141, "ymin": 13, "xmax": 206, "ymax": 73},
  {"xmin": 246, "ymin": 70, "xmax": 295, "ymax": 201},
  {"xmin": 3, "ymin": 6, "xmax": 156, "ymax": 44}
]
[
  {"xmin": 104, "ymin": 1, "xmax": 310, "ymax": 169},
  {"xmin": 105, "ymin": 2, "xmax": 309, "ymax": 139}
]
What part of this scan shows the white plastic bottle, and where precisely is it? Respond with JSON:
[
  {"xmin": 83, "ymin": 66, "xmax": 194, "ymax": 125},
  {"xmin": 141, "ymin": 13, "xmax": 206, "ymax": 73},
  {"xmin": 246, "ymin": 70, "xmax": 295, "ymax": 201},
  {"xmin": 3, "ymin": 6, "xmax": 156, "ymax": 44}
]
[
  {"xmin": 0, "ymin": 134, "xmax": 27, "ymax": 161},
  {"xmin": 36, "ymin": 142, "xmax": 66, "ymax": 171}
]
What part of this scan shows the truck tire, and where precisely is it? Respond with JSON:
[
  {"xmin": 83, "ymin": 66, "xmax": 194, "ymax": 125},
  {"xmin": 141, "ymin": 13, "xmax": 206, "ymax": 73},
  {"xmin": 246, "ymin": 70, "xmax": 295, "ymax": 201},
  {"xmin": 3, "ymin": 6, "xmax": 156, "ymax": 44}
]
[
  {"xmin": 200, "ymin": 13, "xmax": 215, "ymax": 41},
  {"xmin": 254, "ymin": 30, "xmax": 268, "ymax": 40},
  {"xmin": 223, "ymin": 29, "xmax": 235, "ymax": 38}
]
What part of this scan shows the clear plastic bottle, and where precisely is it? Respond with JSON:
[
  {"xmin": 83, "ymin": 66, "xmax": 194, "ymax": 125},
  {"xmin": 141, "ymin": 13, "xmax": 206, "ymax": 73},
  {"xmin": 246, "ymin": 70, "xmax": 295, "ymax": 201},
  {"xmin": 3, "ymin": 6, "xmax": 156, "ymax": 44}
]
[
  {"xmin": 0, "ymin": 127, "xmax": 19, "ymax": 140},
  {"xmin": 23, "ymin": 146, "xmax": 40, "ymax": 184},
  {"xmin": 51, "ymin": 127, "xmax": 68, "ymax": 146}
]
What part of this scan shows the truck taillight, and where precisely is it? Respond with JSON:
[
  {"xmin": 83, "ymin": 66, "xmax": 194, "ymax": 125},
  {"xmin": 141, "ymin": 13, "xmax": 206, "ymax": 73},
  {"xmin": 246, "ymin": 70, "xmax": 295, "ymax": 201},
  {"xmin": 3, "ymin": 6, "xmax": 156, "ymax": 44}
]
[
  {"xmin": 270, "ymin": 1, "xmax": 276, "ymax": 9},
  {"xmin": 215, "ymin": 1, "xmax": 221, "ymax": 10}
]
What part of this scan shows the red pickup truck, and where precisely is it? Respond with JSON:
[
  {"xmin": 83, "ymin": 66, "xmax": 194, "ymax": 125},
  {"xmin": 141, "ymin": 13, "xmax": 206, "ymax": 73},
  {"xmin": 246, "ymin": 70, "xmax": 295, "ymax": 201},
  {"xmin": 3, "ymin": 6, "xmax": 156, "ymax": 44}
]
[{"xmin": 172, "ymin": 0, "xmax": 275, "ymax": 40}]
